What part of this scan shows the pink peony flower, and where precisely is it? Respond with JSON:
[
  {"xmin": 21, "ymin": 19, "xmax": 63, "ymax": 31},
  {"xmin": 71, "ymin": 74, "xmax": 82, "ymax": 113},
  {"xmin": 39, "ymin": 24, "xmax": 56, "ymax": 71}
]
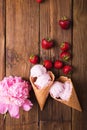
[{"xmin": 0, "ymin": 76, "xmax": 33, "ymax": 118}]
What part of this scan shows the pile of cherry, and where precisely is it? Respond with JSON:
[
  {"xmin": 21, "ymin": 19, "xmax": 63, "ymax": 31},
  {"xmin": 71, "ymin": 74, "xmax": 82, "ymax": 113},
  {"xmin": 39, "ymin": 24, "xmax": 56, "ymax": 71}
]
[{"xmin": 29, "ymin": 0, "xmax": 72, "ymax": 75}]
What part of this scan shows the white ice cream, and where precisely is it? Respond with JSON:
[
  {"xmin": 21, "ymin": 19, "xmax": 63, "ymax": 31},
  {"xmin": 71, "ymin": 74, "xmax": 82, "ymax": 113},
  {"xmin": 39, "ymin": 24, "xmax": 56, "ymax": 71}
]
[
  {"xmin": 50, "ymin": 81, "xmax": 72, "ymax": 101},
  {"xmin": 30, "ymin": 64, "xmax": 47, "ymax": 78},
  {"xmin": 60, "ymin": 81, "xmax": 72, "ymax": 100},
  {"xmin": 50, "ymin": 81, "xmax": 64, "ymax": 98},
  {"xmin": 30, "ymin": 64, "xmax": 52, "ymax": 89},
  {"xmin": 34, "ymin": 73, "xmax": 51, "ymax": 89}
]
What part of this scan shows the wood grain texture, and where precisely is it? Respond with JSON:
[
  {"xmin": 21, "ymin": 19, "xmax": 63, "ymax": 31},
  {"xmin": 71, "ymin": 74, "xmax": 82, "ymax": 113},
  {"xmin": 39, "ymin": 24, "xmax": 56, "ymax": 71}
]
[
  {"xmin": 6, "ymin": 0, "xmax": 39, "ymax": 78},
  {"xmin": 72, "ymin": 0, "xmax": 87, "ymax": 130},
  {"xmin": 0, "ymin": 0, "xmax": 87, "ymax": 130},
  {"xmin": 6, "ymin": 123, "xmax": 38, "ymax": 130},
  {"xmin": 0, "ymin": 0, "xmax": 5, "ymax": 130},
  {"xmin": 6, "ymin": 0, "xmax": 39, "ymax": 129},
  {"xmin": 39, "ymin": 0, "xmax": 72, "ymax": 130},
  {"xmin": 0, "ymin": 0, "xmax": 5, "ymax": 80},
  {"xmin": 40, "ymin": 121, "xmax": 71, "ymax": 130}
]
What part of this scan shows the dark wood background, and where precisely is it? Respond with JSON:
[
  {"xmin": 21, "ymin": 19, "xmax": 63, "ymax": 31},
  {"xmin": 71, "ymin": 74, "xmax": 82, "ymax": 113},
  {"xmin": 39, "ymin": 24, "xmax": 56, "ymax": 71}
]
[{"xmin": 0, "ymin": 0, "xmax": 87, "ymax": 130}]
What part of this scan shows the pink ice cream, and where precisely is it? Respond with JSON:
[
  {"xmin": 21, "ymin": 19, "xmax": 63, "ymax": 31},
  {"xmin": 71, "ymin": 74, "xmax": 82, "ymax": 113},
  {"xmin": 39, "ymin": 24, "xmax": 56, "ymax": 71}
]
[
  {"xmin": 34, "ymin": 73, "xmax": 51, "ymax": 89},
  {"xmin": 50, "ymin": 81, "xmax": 72, "ymax": 101},
  {"xmin": 50, "ymin": 81, "xmax": 64, "ymax": 98},
  {"xmin": 30, "ymin": 64, "xmax": 51, "ymax": 89},
  {"xmin": 30, "ymin": 64, "xmax": 47, "ymax": 78},
  {"xmin": 59, "ymin": 81, "xmax": 72, "ymax": 100}
]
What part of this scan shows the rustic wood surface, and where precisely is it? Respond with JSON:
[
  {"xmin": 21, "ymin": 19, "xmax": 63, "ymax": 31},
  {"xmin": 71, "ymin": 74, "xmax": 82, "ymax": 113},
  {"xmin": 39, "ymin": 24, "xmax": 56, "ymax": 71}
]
[{"xmin": 0, "ymin": 0, "xmax": 87, "ymax": 130}]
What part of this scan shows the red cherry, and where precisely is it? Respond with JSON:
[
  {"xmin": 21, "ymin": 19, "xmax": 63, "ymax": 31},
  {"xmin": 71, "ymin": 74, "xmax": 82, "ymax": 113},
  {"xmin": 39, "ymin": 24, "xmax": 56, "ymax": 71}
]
[
  {"xmin": 63, "ymin": 65, "xmax": 72, "ymax": 74},
  {"xmin": 59, "ymin": 16, "xmax": 71, "ymax": 29},
  {"xmin": 60, "ymin": 51, "xmax": 71, "ymax": 61},
  {"xmin": 43, "ymin": 60, "xmax": 53, "ymax": 69},
  {"xmin": 60, "ymin": 42, "xmax": 70, "ymax": 51},
  {"xmin": 29, "ymin": 55, "xmax": 39, "ymax": 64},
  {"xmin": 36, "ymin": 0, "xmax": 43, "ymax": 3},
  {"xmin": 42, "ymin": 38, "xmax": 54, "ymax": 49},
  {"xmin": 54, "ymin": 60, "xmax": 63, "ymax": 69}
]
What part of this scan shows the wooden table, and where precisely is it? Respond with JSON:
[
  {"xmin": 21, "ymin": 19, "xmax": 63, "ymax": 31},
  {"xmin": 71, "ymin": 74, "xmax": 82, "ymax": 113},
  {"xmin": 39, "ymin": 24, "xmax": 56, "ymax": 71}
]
[{"xmin": 0, "ymin": 0, "xmax": 87, "ymax": 130}]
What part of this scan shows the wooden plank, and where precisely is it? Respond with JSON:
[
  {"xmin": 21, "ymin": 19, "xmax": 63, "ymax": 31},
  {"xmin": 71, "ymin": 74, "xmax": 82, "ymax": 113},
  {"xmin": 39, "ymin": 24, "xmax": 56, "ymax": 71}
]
[
  {"xmin": 0, "ymin": 0, "xmax": 5, "ymax": 79},
  {"xmin": 40, "ymin": 121, "xmax": 71, "ymax": 130},
  {"xmin": 0, "ymin": 0, "xmax": 6, "ymax": 130},
  {"xmin": 6, "ymin": 0, "xmax": 39, "ymax": 128},
  {"xmin": 72, "ymin": 0, "xmax": 87, "ymax": 130},
  {"xmin": 39, "ymin": 0, "xmax": 72, "ymax": 129},
  {"xmin": 6, "ymin": 123, "xmax": 38, "ymax": 130}
]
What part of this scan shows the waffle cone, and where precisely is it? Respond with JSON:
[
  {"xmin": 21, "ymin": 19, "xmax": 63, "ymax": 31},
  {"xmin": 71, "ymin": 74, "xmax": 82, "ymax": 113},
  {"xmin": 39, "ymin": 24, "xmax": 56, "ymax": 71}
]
[
  {"xmin": 30, "ymin": 71, "xmax": 55, "ymax": 111},
  {"xmin": 50, "ymin": 76, "xmax": 82, "ymax": 112}
]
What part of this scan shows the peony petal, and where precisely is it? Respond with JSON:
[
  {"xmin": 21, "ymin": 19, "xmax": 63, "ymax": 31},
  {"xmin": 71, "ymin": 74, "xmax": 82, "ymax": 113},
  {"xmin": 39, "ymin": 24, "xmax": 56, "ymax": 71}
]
[
  {"xmin": 8, "ymin": 104, "xmax": 19, "ymax": 118},
  {"xmin": 22, "ymin": 99, "xmax": 33, "ymax": 111},
  {"xmin": 0, "ymin": 103, "xmax": 8, "ymax": 114}
]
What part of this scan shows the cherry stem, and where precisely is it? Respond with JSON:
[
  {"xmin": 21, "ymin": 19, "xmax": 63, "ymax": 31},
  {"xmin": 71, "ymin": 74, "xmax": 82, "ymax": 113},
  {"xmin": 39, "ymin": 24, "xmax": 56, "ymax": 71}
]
[
  {"xmin": 30, "ymin": 55, "xmax": 34, "ymax": 58},
  {"xmin": 62, "ymin": 16, "xmax": 67, "ymax": 20},
  {"xmin": 47, "ymin": 38, "xmax": 51, "ymax": 41}
]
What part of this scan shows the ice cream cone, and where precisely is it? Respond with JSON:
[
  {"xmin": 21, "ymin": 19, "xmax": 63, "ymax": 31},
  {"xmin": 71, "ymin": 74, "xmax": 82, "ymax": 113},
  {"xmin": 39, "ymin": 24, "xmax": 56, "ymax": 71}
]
[
  {"xmin": 50, "ymin": 76, "xmax": 82, "ymax": 112},
  {"xmin": 30, "ymin": 71, "xmax": 55, "ymax": 110}
]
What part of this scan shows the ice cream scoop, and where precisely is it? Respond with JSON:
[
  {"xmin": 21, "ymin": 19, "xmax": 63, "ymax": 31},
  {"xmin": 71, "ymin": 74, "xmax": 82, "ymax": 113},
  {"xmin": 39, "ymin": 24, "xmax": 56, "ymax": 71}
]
[
  {"xmin": 50, "ymin": 81, "xmax": 64, "ymax": 98},
  {"xmin": 50, "ymin": 81, "xmax": 72, "ymax": 101},
  {"xmin": 34, "ymin": 73, "xmax": 51, "ymax": 89},
  {"xmin": 30, "ymin": 64, "xmax": 47, "ymax": 78},
  {"xmin": 60, "ymin": 81, "xmax": 72, "ymax": 100}
]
